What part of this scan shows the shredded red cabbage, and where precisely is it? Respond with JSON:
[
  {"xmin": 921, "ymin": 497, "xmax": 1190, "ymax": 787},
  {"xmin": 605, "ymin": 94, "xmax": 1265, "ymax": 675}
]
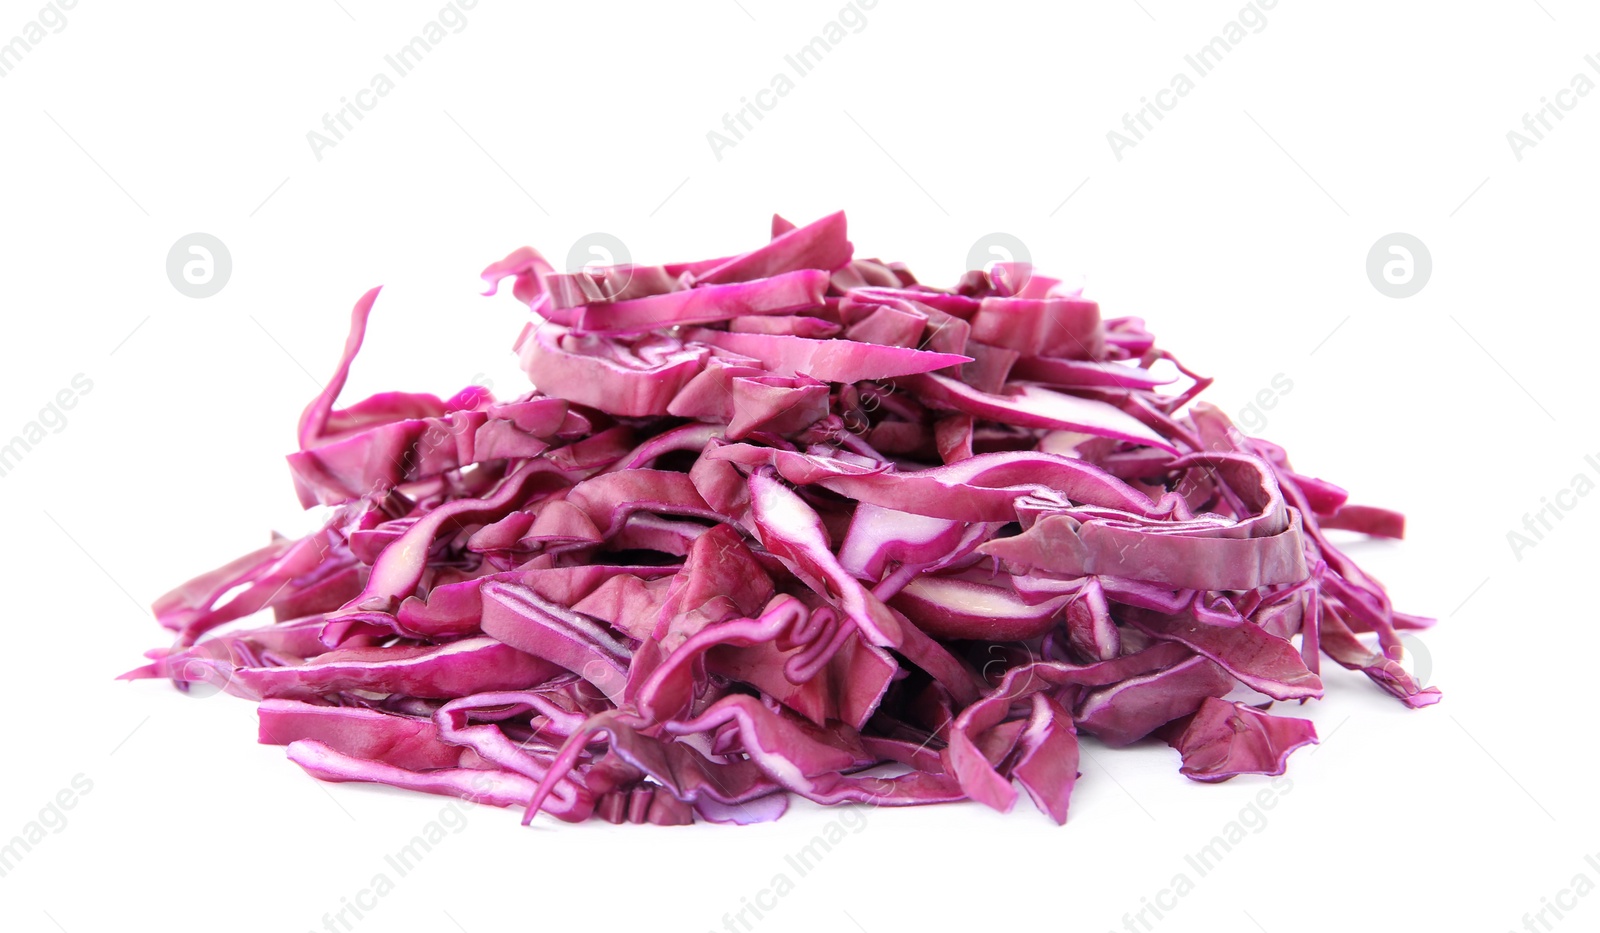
[{"xmin": 124, "ymin": 211, "xmax": 1438, "ymax": 826}]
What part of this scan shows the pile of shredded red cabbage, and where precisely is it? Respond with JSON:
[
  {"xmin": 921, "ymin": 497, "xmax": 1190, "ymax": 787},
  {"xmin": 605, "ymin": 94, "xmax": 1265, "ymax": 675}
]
[{"xmin": 124, "ymin": 212, "xmax": 1439, "ymax": 825}]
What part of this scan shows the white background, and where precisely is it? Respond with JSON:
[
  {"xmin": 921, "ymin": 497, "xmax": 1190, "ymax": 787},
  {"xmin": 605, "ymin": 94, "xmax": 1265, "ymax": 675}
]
[{"xmin": 0, "ymin": 1, "xmax": 1595, "ymax": 931}]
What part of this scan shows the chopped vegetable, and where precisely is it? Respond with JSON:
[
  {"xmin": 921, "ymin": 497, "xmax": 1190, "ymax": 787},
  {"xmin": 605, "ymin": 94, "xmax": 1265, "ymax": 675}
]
[{"xmin": 123, "ymin": 212, "xmax": 1437, "ymax": 826}]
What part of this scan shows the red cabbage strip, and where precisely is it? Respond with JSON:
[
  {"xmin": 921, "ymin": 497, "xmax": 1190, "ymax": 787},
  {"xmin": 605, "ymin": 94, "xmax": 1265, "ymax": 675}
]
[
  {"xmin": 518, "ymin": 324, "xmax": 707, "ymax": 417},
  {"xmin": 257, "ymin": 700, "xmax": 466, "ymax": 771},
  {"xmin": 287, "ymin": 739, "xmax": 580, "ymax": 815},
  {"xmin": 479, "ymin": 582, "xmax": 631, "ymax": 704},
  {"xmin": 982, "ymin": 453, "xmax": 1309, "ymax": 592},
  {"xmin": 1319, "ymin": 503, "xmax": 1405, "ymax": 539},
  {"xmin": 288, "ymin": 397, "xmax": 572, "ymax": 506},
  {"xmin": 941, "ymin": 642, "xmax": 1192, "ymax": 812},
  {"xmin": 1064, "ymin": 577, "xmax": 1120, "ymax": 661},
  {"xmin": 1075, "ymin": 655, "xmax": 1235, "ymax": 746},
  {"xmin": 968, "ymin": 296, "xmax": 1104, "ymax": 360},
  {"xmin": 549, "ymin": 711, "xmax": 785, "ymax": 813},
  {"xmin": 544, "ymin": 264, "xmax": 685, "ymax": 311},
  {"xmin": 431, "ymin": 694, "xmax": 594, "ymax": 802},
  {"xmin": 1113, "ymin": 604, "xmax": 1324, "ymax": 700},
  {"xmin": 338, "ymin": 460, "xmax": 557, "ymax": 615},
  {"xmin": 710, "ymin": 445, "xmax": 1159, "ymax": 522},
  {"xmin": 129, "ymin": 210, "xmax": 1436, "ymax": 827},
  {"xmin": 150, "ymin": 536, "xmax": 298, "ymax": 634},
  {"xmin": 123, "ymin": 615, "xmax": 363, "ymax": 682},
  {"xmin": 650, "ymin": 523, "xmax": 774, "ymax": 651},
  {"xmin": 747, "ymin": 470, "xmax": 902, "ymax": 651},
  {"xmin": 167, "ymin": 524, "xmax": 352, "ymax": 646},
  {"xmin": 1009, "ymin": 695, "xmax": 1080, "ymax": 825},
  {"xmin": 695, "ymin": 210, "xmax": 852, "ymax": 285},
  {"xmin": 902, "ymin": 373, "xmax": 1177, "ymax": 452},
  {"xmin": 683, "ymin": 327, "xmax": 971, "ymax": 383},
  {"xmin": 298, "ymin": 286, "xmax": 383, "ymax": 450},
  {"xmin": 480, "ymin": 246, "xmax": 554, "ymax": 308},
  {"xmin": 890, "ymin": 575, "xmax": 1072, "ymax": 641},
  {"xmin": 637, "ymin": 596, "xmax": 809, "ymax": 721},
  {"xmin": 662, "ymin": 695, "xmax": 963, "ymax": 808},
  {"xmin": 574, "ymin": 269, "xmax": 829, "ymax": 335},
  {"xmin": 224, "ymin": 637, "xmax": 563, "ymax": 701},
  {"xmin": 1318, "ymin": 607, "xmax": 1442, "ymax": 708},
  {"xmin": 1011, "ymin": 356, "xmax": 1176, "ymax": 390},
  {"xmin": 1168, "ymin": 698, "xmax": 1319, "ymax": 782},
  {"xmin": 390, "ymin": 565, "xmax": 675, "ymax": 639}
]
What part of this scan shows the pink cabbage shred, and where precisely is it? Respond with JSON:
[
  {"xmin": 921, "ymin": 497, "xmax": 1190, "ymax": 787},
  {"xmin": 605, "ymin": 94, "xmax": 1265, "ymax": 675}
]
[{"xmin": 123, "ymin": 212, "xmax": 1438, "ymax": 826}]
